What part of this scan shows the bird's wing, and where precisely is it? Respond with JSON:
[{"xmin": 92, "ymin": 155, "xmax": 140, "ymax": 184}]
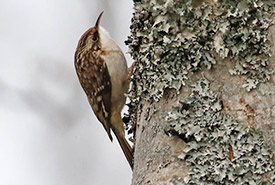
[{"xmin": 75, "ymin": 52, "xmax": 113, "ymax": 141}]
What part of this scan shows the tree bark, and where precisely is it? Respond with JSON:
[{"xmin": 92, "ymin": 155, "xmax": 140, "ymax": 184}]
[{"xmin": 126, "ymin": 0, "xmax": 275, "ymax": 184}]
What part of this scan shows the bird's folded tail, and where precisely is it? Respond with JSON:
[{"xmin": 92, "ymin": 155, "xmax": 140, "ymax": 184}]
[{"xmin": 113, "ymin": 128, "xmax": 134, "ymax": 170}]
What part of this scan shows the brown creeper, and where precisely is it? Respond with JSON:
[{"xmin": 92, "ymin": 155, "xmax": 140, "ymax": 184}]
[{"xmin": 74, "ymin": 12, "xmax": 133, "ymax": 169}]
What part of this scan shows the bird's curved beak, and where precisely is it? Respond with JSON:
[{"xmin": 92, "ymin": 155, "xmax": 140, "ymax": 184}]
[{"xmin": 95, "ymin": 11, "xmax": 104, "ymax": 28}]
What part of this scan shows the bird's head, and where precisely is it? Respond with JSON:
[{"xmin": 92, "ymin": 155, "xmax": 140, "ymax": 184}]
[{"xmin": 77, "ymin": 11, "xmax": 116, "ymax": 52}]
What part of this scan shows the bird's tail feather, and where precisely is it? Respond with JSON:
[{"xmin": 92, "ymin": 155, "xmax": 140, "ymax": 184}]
[{"xmin": 113, "ymin": 130, "xmax": 134, "ymax": 170}]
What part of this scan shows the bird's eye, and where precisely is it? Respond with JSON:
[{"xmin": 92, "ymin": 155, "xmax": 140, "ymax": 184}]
[{"xmin": 92, "ymin": 34, "xmax": 98, "ymax": 42}]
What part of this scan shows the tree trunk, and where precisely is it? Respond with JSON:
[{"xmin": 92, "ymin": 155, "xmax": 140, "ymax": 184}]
[{"xmin": 125, "ymin": 0, "xmax": 275, "ymax": 184}]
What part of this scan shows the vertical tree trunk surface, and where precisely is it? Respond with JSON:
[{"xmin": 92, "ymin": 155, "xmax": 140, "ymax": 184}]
[{"xmin": 126, "ymin": 0, "xmax": 275, "ymax": 184}]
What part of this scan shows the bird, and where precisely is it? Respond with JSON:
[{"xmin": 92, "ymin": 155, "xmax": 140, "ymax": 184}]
[{"xmin": 74, "ymin": 11, "xmax": 133, "ymax": 169}]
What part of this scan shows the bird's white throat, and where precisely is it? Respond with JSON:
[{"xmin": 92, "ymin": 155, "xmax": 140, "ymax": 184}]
[{"xmin": 99, "ymin": 26, "xmax": 120, "ymax": 51}]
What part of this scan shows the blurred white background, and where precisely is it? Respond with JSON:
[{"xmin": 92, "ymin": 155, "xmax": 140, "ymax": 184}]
[{"xmin": 0, "ymin": 0, "xmax": 133, "ymax": 185}]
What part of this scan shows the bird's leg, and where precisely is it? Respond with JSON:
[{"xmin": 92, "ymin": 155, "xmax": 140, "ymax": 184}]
[
  {"xmin": 122, "ymin": 62, "xmax": 135, "ymax": 88},
  {"xmin": 127, "ymin": 62, "xmax": 135, "ymax": 84}
]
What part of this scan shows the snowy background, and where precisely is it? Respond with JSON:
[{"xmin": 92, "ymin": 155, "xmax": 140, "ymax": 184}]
[{"xmin": 0, "ymin": 0, "xmax": 133, "ymax": 184}]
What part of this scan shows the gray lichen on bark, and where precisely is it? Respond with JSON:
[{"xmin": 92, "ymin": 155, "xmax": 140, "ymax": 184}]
[
  {"xmin": 125, "ymin": 0, "xmax": 275, "ymax": 184},
  {"xmin": 167, "ymin": 78, "xmax": 274, "ymax": 184}
]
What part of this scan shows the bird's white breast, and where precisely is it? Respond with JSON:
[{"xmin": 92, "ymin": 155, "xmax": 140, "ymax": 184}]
[{"xmin": 99, "ymin": 27, "xmax": 128, "ymax": 110}]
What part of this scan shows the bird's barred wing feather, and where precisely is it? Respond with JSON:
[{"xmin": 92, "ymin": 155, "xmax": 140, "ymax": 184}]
[{"xmin": 75, "ymin": 51, "xmax": 113, "ymax": 141}]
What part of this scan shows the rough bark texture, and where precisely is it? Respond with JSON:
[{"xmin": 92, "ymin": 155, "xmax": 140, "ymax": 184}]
[
  {"xmin": 133, "ymin": 94, "xmax": 189, "ymax": 185},
  {"xmin": 133, "ymin": 51, "xmax": 275, "ymax": 184},
  {"xmin": 125, "ymin": 0, "xmax": 275, "ymax": 184}
]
